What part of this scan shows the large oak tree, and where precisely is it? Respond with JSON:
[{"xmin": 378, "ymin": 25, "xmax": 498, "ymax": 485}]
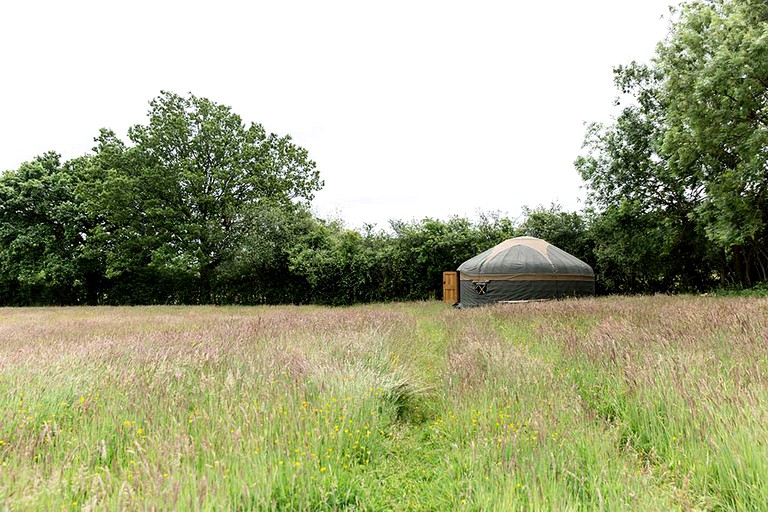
[{"xmin": 88, "ymin": 91, "xmax": 322, "ymax": 302}]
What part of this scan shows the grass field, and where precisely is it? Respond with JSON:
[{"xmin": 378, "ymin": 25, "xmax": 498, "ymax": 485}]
[{"xmin": 1, "ymin": 296, "xmax": 767, "ymax": 510}]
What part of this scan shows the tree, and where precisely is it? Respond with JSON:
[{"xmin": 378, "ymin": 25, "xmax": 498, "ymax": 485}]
[
  {"xmin": 89, "ymin": 91, "xmax": 323, "ymax": 303},
  {"xmin": 0, "ymin": 153, "xmax": 101, "ymax": 304},
  {"xmin": 576, "ymin": 61, "xmax": 715, "ymax": 293},
  {"xmin": 657, "ymin": 0, "xmax": 768, "ymax": 285},
  {"xmin": 212, "ymin": 203, "xmax": 316, "ymax": 304},
  {"xmin": 576, "ymin": 0, "xmax": 767, "ymax": 292},
  {"xmin": 287, "ymin": 219, "xmax": 376, "ymax": 305}
]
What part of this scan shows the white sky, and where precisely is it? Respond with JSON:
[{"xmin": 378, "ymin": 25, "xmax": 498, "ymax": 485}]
[{"xmin": 0, "ymin": 0, "xmax": 677, "ymax": 230}]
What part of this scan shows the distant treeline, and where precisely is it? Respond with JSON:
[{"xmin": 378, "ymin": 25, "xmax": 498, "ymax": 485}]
[
  {"xmin": 0, "ymin": 139, "xmax": 750, "ymax": 307},
  {"xmin": 2, "ymin": 0, "xmax": 767, "ymax": 305},
  {"xmin": 0, "ymin": 126, "xmax": 588, "ymax": 305},
  {"xmin": 0, "ymin": 133, "xmax": 587, "ymax": 305}
]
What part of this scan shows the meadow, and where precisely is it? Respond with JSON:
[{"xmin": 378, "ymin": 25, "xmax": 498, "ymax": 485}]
[{"xmin": 0, "ymin": 296, "xmax": 766, "ymax": 510}]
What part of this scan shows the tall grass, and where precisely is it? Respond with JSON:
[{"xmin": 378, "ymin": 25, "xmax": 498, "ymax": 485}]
[{"xmin": 0, "ymin": 297, "xmax": 766, "ymax": 510}]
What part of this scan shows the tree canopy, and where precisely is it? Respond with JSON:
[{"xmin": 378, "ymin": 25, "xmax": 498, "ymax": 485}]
[
  {"xmin": 0, "ymin": 92, "xmax": 323, "ymax": 304},
  {"xmin": 577, "ymin": 0, "xmax": 768, "ymax": 290},
  {"xmin": 89, "ymin": 92, "xmax": 322, "ymax": 302}
]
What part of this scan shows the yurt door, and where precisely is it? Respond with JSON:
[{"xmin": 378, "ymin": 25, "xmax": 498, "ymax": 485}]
[{"xmin": 443, "ymin": 271, "xmax": 459, "ymax": 304}]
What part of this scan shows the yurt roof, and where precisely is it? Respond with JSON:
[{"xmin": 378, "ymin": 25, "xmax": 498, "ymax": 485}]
[{"xmin": 458, "ymin": 236, "xmax": 593, "ymax": 279}]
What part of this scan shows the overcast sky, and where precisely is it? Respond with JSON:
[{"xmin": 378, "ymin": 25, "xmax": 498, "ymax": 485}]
[{"xmin": 0, "ymin": 0, "xmax": 677, "ymax": 229}]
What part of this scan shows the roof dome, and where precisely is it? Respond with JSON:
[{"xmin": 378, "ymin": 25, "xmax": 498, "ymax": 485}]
[{"xmin": 458, "ymin": 236, "xmax": 593, "ymax": 278}]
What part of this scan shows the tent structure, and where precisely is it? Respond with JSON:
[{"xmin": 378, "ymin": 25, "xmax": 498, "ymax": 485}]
[{"xmin": 456, "ymin": 236, "xmax": 594, "ymax": 306}]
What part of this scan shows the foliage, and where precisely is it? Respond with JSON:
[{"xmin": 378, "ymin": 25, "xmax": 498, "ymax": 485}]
[
  {"xmin": 659, "ymin": 0, "xmax": 768, "ymax": 273},
  {"xmin": 208, "ymin": 203, "xmax": 317, "ymax": 304},
  {"xmin": 387, "ymin": 215, "xmax": 512, "ymax": 301},
  {"xmin": 287, "ymin": 214, "xmax": 519, "ymax": 305},
  {"xmin": 0, "ymin": 150, "xmax": 587, "ymax": 305},
  {"xmin": 88, "ymin": 91, "xmax": 322, "ymax": 303},
  {"xmin": 287, "ymin": 219, "xmax": 383, "ymax": 305},
  {"xmin": 0, "ymin": 153, "xmax": 101, "ymax": 304},
  {"xmin": 578, "ymin": 0, "xmax": 768, "ymax": 290},
  {"xmin": 0, "ymin": 92, "xmax": 323, "ymax": 305}
]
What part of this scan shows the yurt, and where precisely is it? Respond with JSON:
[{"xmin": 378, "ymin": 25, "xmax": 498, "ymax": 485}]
[{"xmin": 457, "ymin": 236, "xmax": 594, "ymax": 306}]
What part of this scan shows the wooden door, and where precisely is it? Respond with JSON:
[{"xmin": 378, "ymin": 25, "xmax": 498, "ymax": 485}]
[{"xmin": 442, "ymin": 271, "xmax": 459, "ymax": 304}]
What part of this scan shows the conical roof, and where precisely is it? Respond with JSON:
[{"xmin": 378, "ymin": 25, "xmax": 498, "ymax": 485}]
[{"xmin": 458, "ymin": 236, "xmax": 593, "ymax": 278}]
